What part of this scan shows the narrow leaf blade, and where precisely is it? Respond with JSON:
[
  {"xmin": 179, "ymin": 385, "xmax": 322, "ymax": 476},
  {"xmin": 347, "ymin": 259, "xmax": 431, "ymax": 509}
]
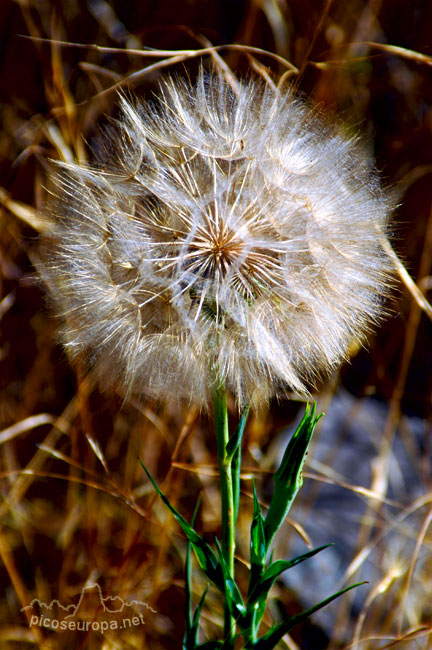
[
  {"xmin": 250, "ymin": 480, "xmax": 266, "ymax": 569},
  {"xmin": 251, "ymin": 582, "xmax": 366, "ymax": 649},
  {"xmin": 139, "ymin": 459, "xmax": 223, "ymax": 588},
  {"xmin": 214, "ymin": 538, "xmax": 245, "ymax": 619},
  {"xmin": 226, "ymin": 404, "xmax": 250, "ymax": 458},
  {"xmin": 183, "ymin": 500, "xmax": 204, "ymax": 649},
  {"xmin": 228, "ymin": 404, "xmax": 250, "ymax": 524},
  {"xmin": 249, "ymin": 544, "xmax": 333, "ymax": 607},
  {"xmin": 262, "ymin": 544, "xmax": 333, "ymax": 582}
]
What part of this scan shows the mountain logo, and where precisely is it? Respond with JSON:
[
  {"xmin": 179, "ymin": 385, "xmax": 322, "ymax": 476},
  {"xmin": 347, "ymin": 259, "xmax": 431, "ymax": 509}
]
[{"xmin": 22, "ymin": 583, "xmax": 156, "ymax": 632}]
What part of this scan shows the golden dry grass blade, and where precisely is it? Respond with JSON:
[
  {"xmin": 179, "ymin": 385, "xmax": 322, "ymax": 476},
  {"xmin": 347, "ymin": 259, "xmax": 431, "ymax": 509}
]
[
  {"xmin": 364, "ymin": 41, "xmax": 432, "ymax": 66},
  {"xmin": 0, "ymin": 526, "xmax": 44, "ymax": 645},
  {"xmin": 0, "ymin": 188, "xmax": 50, "ymax": 232},
  {"xmin": 2, "ymin": 1, "xmax": 432, "ymax": 647},
  {"xmin": 0, "ymin": 414, "xmax": 60, "ymax": 444},
  {"xmin": 379, "ymin": 234, "xmax": 432, "ymax": 322},
  {"xmin": 22, "ymin": 36, "xmax": 299, "ymax": 70}
]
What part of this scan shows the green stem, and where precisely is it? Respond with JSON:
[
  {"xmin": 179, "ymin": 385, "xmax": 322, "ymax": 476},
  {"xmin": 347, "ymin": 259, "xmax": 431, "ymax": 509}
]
[{"xmin": 213, "ymin": 383, "xmax": 235, "ymax": 648}]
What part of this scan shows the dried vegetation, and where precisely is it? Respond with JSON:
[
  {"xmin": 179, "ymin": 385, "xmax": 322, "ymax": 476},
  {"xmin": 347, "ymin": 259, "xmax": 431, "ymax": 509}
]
[{"xmin": 1, "ymin": 0, "xmax": 432, "ymax": 648}]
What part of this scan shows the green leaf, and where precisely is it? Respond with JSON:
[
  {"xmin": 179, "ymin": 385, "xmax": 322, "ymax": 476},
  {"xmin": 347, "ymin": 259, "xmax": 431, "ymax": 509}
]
[
  {"xmin": 247, "ymin": 479, "xmax": 266, "ymax": 608},
  {"xmin": 184, "ymin": 586, "xmax": 209, "ymax": 649},
  {"xmin": 184, "ymin": 500, "xmax": 207, "ymax": 650},
  {"xmin": 227, "ymin": 403, "xmax": 250, "ymax": 524},
  {"xmin": 189, "ymin": 587, "xmax": 210, "ymax": 648},
  {"xmin": 183, "ymin": 534, "xmax": 194, "ymax": 646},
  {"xmin": 250, "ymin": 480, "xmax": 266, "ymax": 569},
  {"xmin": 139, "ymin": 459, "xmax": 224, "ymax": 589},
  {"xmin": 250, "ymin": 582, "xmax": 366, "ymax": 649},
  {"xmin": 192, "ymin": 586, "xmax": 209, "ymax": 629},
  {"xmin": 214, "ymin": 538, "xmax": 246, "ymax": 620},
  {"xmin": 196, "ymin": 642, "xmax": 224, "ymax": 649},
  {"xmin": 226, "ymin": 404, "xmax": 250, "ymax": 458},
  {"xmin": 262, "ymin": 544, "xmax": 333, "ymax": 582},
  {"xmin": 263, "ymin": 404, "xmax": 323, "ymax": 551},
  {"xmin": 249, "ymin": 544, "xmax": 333, "ymax": 606}
]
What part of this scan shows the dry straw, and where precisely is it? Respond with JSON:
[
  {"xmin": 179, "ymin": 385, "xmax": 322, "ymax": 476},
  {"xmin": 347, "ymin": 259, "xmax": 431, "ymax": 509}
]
[{"xmin": 40, "ymin": 69, "xmax": 394, "ymax": 408}]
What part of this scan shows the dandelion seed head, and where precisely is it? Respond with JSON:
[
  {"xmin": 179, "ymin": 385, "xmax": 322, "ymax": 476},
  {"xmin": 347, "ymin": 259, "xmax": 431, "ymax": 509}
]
[{"xmin": 40, "ymin": 70, "xmax": 394, "ymax": 408}]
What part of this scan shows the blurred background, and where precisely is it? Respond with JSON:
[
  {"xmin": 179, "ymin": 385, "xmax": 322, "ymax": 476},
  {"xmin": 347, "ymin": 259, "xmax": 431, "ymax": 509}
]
[{"xmin": 1, "ymin": 0, "xmax": 432, "ymax": 648}]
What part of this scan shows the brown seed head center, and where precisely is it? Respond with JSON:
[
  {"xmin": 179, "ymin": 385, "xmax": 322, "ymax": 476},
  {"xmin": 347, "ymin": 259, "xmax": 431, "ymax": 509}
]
[{"xmin": 188, "ymin": 224, "xmax": 245, "ymax": 275}]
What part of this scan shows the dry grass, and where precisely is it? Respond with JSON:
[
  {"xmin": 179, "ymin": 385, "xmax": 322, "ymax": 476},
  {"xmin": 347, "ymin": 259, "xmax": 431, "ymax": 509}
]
[{"xmin": 1, "ymin": 0, "xmax": 432, "ymax": 648}]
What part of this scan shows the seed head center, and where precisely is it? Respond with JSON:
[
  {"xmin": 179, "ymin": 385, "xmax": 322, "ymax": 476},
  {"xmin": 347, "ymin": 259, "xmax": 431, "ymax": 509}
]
[
  {"xmin": 188, "ymin": 224, "xmax": 245, "ymax": 274},
  {"xmin": 210, "ymin": 230, "xmax": 243, "ymax": 265}
]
